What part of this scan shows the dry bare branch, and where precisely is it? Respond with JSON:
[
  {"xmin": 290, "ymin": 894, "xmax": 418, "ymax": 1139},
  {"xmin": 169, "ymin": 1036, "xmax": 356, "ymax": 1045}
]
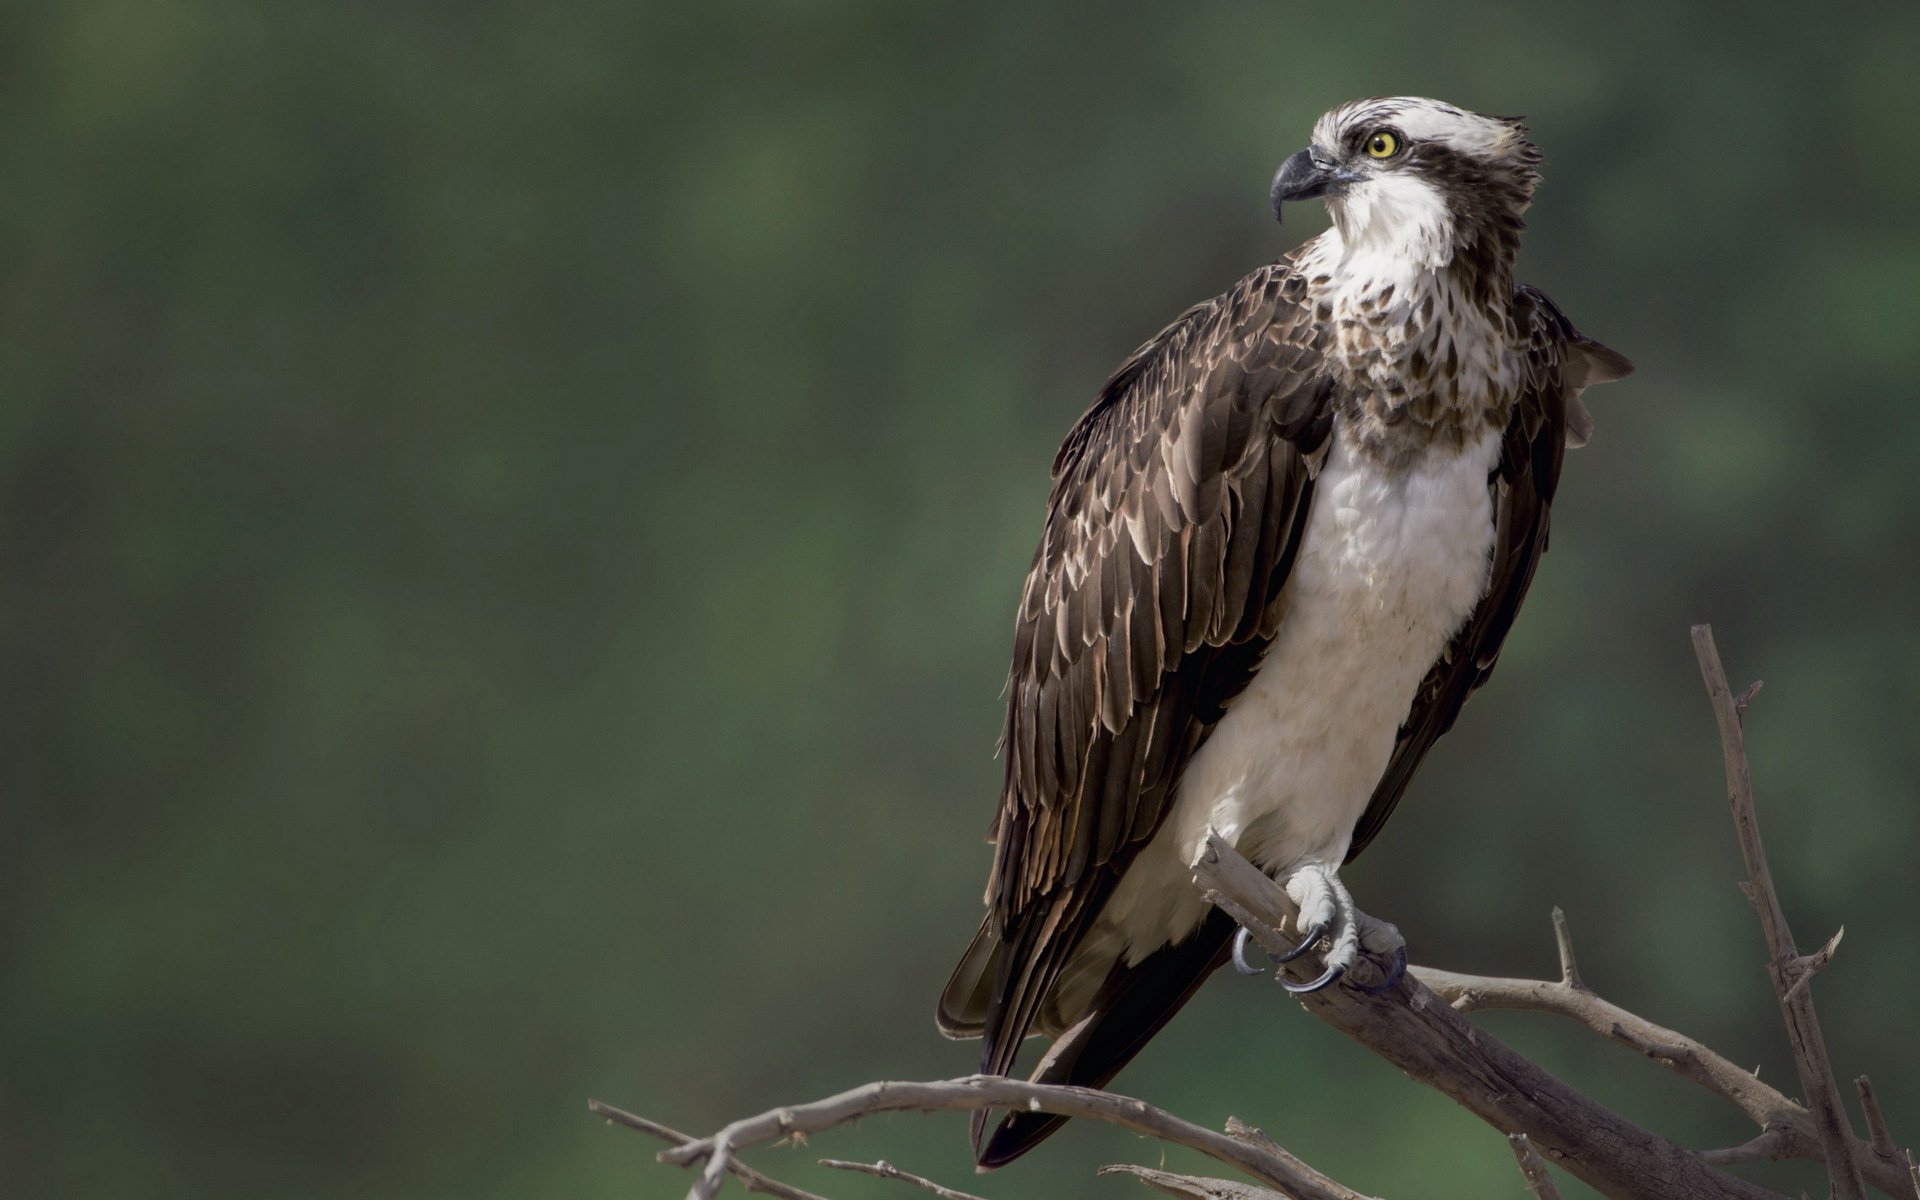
[
  {"xmin": 1097, "ymin": 1164, "xmax": 1290, "ymax": 1199},
  {"xmin": 1413, "ymin": 859, "xmax": 1914, "ymax": 1193},
  {"xmin": 1509, "ymin": 1134, "xmax": 1566, "ymax": 1200},
  {"xmin": 1226, "ymin": 1117, "xmax": 1290, "ymax": 1158},
  {"xmin": 1858, "ymin": 1078, "xmax": 1898, "ymax": 1160},
  {"xmin": 587, "ymin": 1100, "xmax": 835, "ymax": 1200},
  {"xmin": 1413, "ymin": 908, "xmax": 1804, "ymax": 1135},
  {"xmin": 604, "ymin": 629, "xmax": 1910, "ymax": 1200},
  {"xmin": 818, "ymin": 1158, "xmax": 990, "ymax": 1200},
  {"xmin": 1693, "ymin": 624, "xmax": 1867, "ymax": 1200},
  {"xmin": 1194, "ymin": 832, "xmax": 1781, "ymax": 1200},
  {"xmin": 648, "ymin": 1076, "xmax": 1374, "ymax": 1200}
]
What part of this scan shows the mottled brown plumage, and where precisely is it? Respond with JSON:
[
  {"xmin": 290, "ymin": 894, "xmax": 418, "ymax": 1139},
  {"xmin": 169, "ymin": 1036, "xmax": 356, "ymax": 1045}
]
[
  {"xmin": 1348, "ymin": 284, "xmax": 1629, "ymax": 859},
  {"xmin": 938, "ymin": 97, "xmax": 1632, "ymax": 1168}
]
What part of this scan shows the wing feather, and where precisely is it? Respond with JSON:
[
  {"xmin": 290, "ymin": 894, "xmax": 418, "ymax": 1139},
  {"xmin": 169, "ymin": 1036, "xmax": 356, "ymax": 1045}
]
[{"xmin": 973, "ymin": 257, "xmax": 1333, "ymax": 1081}]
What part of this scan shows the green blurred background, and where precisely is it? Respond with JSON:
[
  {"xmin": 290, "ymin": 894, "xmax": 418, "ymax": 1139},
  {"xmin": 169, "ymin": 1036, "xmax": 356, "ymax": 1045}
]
[{"xmin": 5, "ymin": 2, "xmax": 1918, "ymax": 1197}]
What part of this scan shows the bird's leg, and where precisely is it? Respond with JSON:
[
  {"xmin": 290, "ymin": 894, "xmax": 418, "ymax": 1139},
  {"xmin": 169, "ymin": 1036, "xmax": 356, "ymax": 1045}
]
[{"xmin": 1231, "ymin": 862, "xmax": 1406, "ymax": 994}]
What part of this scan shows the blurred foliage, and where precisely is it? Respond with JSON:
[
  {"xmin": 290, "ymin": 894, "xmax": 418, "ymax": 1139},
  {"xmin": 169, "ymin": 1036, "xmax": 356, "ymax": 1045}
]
[{"xmin": 3, "ymin": 2, "xmax": 1918, "ymax": 1198}]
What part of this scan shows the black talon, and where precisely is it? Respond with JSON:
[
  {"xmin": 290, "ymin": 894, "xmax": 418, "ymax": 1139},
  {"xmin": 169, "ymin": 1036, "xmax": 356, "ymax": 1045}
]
[
  {"xmin": 1271, "ymin": 921, "xmax": 1328, "ymax": 964},
  {"xmin": 1352, "ymin": 944, "xmax": 1408, "ymax": 995},
  {"xmin": 1232, "ymin": 921, "xmax": 1331, "ymax": 976},
  {"xmin": 1230, "ymin": 927, "xmax": 1264, "ymax": 975},
  {"xmin": 1282, "ymin": 960, "xmax": 1345, "ymax": 995}
]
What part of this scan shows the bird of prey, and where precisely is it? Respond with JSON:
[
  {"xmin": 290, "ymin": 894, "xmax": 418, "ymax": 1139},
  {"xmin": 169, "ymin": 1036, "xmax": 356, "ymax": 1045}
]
[{"xmin": 936, "ymin": 97, "xmax": 1631, "ymax": 1167}]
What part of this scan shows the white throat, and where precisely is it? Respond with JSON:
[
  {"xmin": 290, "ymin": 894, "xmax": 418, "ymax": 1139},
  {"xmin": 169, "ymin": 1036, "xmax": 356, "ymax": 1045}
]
[{"xmin": 1326, "ymin": 175, "xmax": 1456, "ymax": 276}]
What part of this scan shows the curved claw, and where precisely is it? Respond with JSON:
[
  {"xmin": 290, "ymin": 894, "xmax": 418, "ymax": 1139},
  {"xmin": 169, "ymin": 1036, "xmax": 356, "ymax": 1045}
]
[
  {"xmin": 1351, "ymin": 943, "xmax": 1408, "ymax": 995},
  {"xmin": 1281, "ymin": 960, "xmax": 1346, "ymax": 995},
  {"xmin": 1271, "ymin": 921, "xmax": 1328, "ymax": 964},
  {"xmin": 1230, "ymin": 926, "xmax": 1265, "ymax": 975},
  {"xmin": 1232, "ymin": 922, "xmax": 1332, "ymax": 976}
]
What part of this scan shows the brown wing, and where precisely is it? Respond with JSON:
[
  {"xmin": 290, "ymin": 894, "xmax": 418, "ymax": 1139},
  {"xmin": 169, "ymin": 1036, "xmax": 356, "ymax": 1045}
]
[
  {"xmin": 1345, "ymin": 285, "xmax": 1633, "ymax": 861},
  {"xmin": 954, "ymin": 258, "xmax": 1336, "ymax": 1087}
]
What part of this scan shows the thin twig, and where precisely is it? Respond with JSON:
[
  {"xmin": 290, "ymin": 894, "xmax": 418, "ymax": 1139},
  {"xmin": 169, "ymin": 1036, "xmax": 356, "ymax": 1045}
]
[
  {"xmin": 1510, "ymin": 1134, "xmax": 1566, "ymax": 1200},
  {"xmin": 651, "ymin": 1076, "xmax": 1374, "ymax": 1200},
  {"xmin": 818, "ymin": 1158, "xmax": 990, "ymax": 1200},
  {"xmin": 1411, "ymin": 964, "xmax": 1810, "ymax": 1139},
  {"xmin": 1551, "ymin": 908, "xmax": 1586, "ymax": 992},
  {"xmin": 1693, "ymin": 624, "xmax": 1867, "ymax": 1200},
  {"xmin": 1858, "ymin": 1077, "xmax": 1898, "ymax": 1159},
  {"xmin": 1781, "ymin": 928, "xmax": 1845, "ymax": 1005},
  {"xmin": 587, "ymin": 1101, "xmax": 835, "ymax": 1200},
  {"xmin": 1097, "ymin": 1164, "xmax": 1290, "ymax": 1199}
]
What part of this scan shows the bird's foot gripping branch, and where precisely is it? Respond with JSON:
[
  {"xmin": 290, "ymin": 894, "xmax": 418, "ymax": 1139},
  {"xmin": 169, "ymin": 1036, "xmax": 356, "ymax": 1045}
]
[{"xmin": 601, "ymin": 628, "xmax": 1919, "ymax": 1200}]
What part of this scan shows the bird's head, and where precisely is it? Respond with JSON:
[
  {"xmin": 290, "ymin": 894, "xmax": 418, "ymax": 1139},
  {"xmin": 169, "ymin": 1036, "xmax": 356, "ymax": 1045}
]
[{"xmin": 1271, "ymin": 97, "xmax": 1542, "ymax": 270}]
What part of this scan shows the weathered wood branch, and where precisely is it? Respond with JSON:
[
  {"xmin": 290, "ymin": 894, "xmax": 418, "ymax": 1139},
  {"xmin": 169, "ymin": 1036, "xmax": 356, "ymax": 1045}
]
[
  {"xmin": 1194, "ymin": 832, "xmax": 1780, "ymax": 1200},
  {"xmin": 648, "ymin": 1076, "xmax": 1372, "ymax": 1200},
  {"xmin": 1414, "ymin": 949, "xmax": 1801, "ymax": 1134},
  {"xmin": 1098, "ymin": 1163, "xmax": 1289, "ymax": 1199},
  {"xmin": 589, "ymin": 1101, "xmax": 835, "ymax": 1200},
  {"xmin": 1510, "ymin": 1134, "xmax": 1566, "ymax": 1200},
  {"xmin": 818, "ymin": 1157, "xmax": 993, "ymax": 1200},
  {"xmin": 1693, "ymin": 624, "xmax": 1867, "ymax": 1200},
  {"xmin": 1858, "ymin": 1077, "xmax": 1899, "ymax": 1163},
  {"xmin": 1414, "ymin": 950, "xmax": 1914, "ymax": 1198}
]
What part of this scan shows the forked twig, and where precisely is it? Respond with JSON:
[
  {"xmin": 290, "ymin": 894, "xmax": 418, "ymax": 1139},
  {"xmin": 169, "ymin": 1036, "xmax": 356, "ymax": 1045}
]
[{"xmin": 588, "ymin": 1101, "xmax": 834, "ymax": 1200}]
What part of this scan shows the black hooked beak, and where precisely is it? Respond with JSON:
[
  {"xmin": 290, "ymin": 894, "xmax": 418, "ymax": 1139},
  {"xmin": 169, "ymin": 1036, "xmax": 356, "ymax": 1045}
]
[{"xmin": 1270, "ymin": 148, "xmax": 1356, "ymax": 223}]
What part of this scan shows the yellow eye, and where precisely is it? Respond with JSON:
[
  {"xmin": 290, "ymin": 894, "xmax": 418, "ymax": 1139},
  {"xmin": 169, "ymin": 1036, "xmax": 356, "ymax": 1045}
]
[{"xmin": 1366, "ymin": 131, "xmax": 1399, "ymax": 159}]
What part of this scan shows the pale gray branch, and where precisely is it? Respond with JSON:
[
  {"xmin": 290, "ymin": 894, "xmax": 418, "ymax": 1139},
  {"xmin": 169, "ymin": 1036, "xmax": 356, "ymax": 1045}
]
[
  {"xmin": 1551, "ymin": 907, "xmax": 1586, "ymax": 992},
  {"xmin": 1412, "ymin": 721, "xmax": 1912, "ymax": 1197},
  {"xmin": 1099, "ymin": 1163, "xmax": 1291, "ymax": 1199},
  {"xmin": 1858, "ymin": 1077, "xmax": 1898, "ymax": 1159},
  {"xmin": 587, "ymin": 1101, "xmax": 835, "ymax": 1200},
  {"xmin": 651, "ymin": 1076, "xmax": 1374, "ymax": 1200},
  {"xmin": 1510, "ymin": 1134, "xmax": 1566, "ymax": 1200},
  {"xmin": 818, "ymin": 1158, "xmax": 989, "ymax": 1200},
  {"xmin": 1226, "ymin": 1117, "xmax": 1291, "ymax": 1158},
  {"xmin": 1693, "ymin": 624, "xmax": 1867, "ymax": 1200},
  {"xmin": 1411, "ymin": 964, "xmax": 1804, "ymax": 1135}
]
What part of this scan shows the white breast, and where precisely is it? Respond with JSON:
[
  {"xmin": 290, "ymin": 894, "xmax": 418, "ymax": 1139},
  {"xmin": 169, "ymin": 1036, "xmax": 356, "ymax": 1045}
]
[{"xmin": 1096, "ymin": 425, "xmax": 1502, "ymax": 963}]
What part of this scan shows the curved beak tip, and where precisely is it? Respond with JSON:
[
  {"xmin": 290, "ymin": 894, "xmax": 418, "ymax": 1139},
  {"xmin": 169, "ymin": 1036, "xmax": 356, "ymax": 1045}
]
[{"xmin": 1270, "ymin": 147, "xmax": 1342, "ymax": 224}]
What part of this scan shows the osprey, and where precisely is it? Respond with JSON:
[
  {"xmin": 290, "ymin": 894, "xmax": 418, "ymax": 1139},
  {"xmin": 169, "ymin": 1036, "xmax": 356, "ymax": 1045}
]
[{"xmin": 937, "ymin": 97, "xmax": 1631, "ymax": 1166}]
